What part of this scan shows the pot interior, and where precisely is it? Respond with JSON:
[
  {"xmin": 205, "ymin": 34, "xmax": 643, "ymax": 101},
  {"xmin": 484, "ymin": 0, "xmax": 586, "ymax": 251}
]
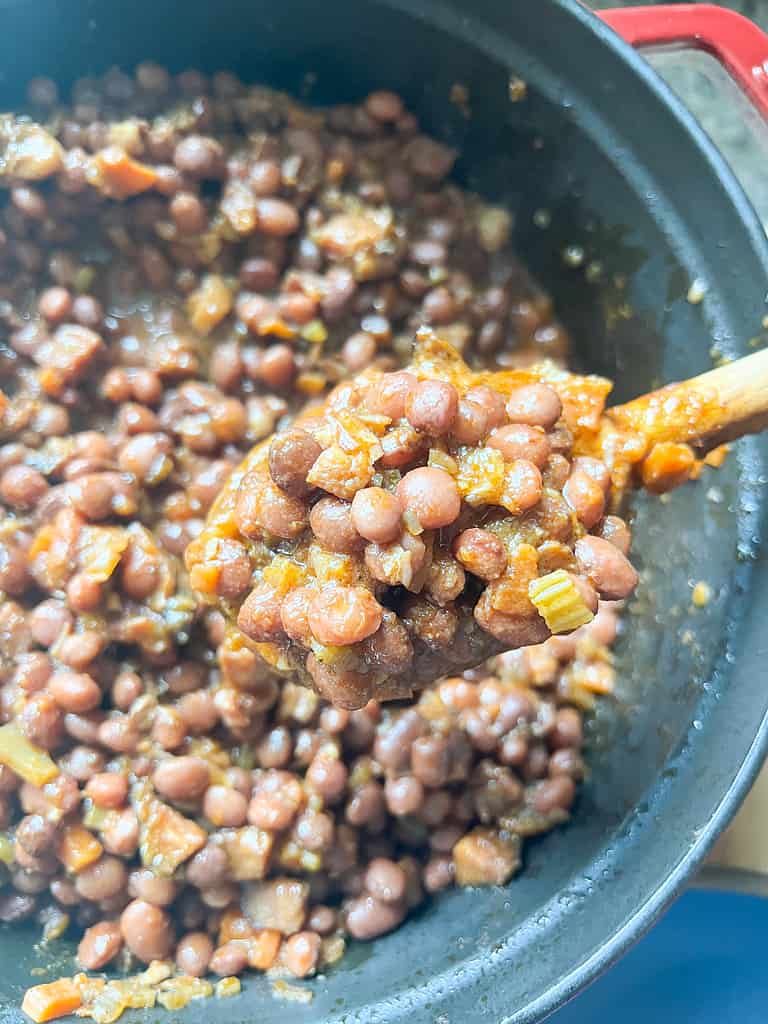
[{"xmin": 1, "ymin": 1, "xmax": 767, "ymax": 1022}]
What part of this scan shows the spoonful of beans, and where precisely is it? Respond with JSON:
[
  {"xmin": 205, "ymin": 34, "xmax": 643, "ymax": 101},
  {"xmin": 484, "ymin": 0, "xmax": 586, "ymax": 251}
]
[{"xmin": 186, "ymin": 330, "xmax": 768, "ymax": 708}]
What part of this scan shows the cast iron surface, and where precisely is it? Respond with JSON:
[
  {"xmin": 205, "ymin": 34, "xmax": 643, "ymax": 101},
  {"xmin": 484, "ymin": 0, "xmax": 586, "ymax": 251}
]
[{"xmin": 1, "ymin": 1, "xmax": 767, "ymax": 1021}]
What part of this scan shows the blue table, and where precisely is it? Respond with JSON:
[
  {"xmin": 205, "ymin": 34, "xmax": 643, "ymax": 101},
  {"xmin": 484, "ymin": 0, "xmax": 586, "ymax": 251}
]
[{"xmin": 554, "ymin": 890, "xmax": 767, "ymax": 1022}]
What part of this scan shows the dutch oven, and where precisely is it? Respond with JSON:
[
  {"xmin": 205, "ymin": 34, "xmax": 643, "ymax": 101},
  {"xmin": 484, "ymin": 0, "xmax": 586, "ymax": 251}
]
[{"xmin": 2, "ymin": 2, "xmax": 768, "ymax": 1021}]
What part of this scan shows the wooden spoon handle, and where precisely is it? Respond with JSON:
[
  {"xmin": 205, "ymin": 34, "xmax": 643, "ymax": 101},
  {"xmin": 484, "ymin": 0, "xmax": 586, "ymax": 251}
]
[{"xmin": 606, "ymin": 347, "xmax": 768, "ymax": 453}]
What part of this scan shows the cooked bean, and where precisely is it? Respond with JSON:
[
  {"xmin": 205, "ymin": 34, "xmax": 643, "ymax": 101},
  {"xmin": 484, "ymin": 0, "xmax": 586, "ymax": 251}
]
[
  {"xmin": 308, "ymin": 585, "xmax": 383, "ymax": 646},
  {"xmin": 66, "ymin": 573, "xmax": 103, "ymax": 613},
  {"xmin": 98, "ymin": 715, "xmax": 139, "ymax": 753},
  {"xmin": 102, "ymin": 808, "xmax": 140, "ymax": 858},
  {"xmin": 362, "ymin": 613, "xmax": 413, "ymax": 674},
  {"xmin": 487, "ymin": 423, "xmax": 550, "ymax": 468},
  {"xmin": 128, "ymin": 868, "xmax": 177, "ymax": 907},
  {"xmin": 177, "ymin": 691, "xmax": 219, "ymax": 734},
  {"xmin": 203, "ymin": 785, "xmax": 248, "ymax": 827},
  {"xmin": 174, "ymin": 135, "xmax": 224, "ymax": 178},
  {"xmin": 405, "ymin": 380, "xmax": 458, "ymax": 436},
  {"xmin": 268, "ymin": 429, "xmax": 321, "ymax": 498},
  {"xmin": 282, "ymin": 931, "xmax": 321, "ymax": 978},
  {"xmin": 236, "ymin": 471, "xmax": 308, "ymax": 540},
  {"xmin": 395, "ymin": 467, "xmax": 460, "ymax": 529},
  {"xmin": 72, "ymin": 295, "xmax": 104, "ymax": 330},
  {"xmin": 549, "ymin": 748, "xmax": 584, "ymax": 779},
  {"xmin": 365, "ymin": 90, "xmax": 404, "ymax": 121},
  {"xmin": 75, "ymin": 856, "xmax": 128, "ymax": 902},
  {"xmin": 505, "ymin": 383, "xmax": 562, "ymax": 428},
  {"xmin": 0, "ymin": 893, "xmax": 36, "ymax": 923},
  {"xmin": 424, "ymin": 855, "xmax": 455, "ymax": 892},
  {"xmin": 59, "ymin": 745, "xmax": 104, "ymax": 781},
  {"xmin": 170, "ymin": 191, "xmax": 208, "ymax": 234},
  {"xmin": 70, "ymin": 474, "xmax": 116, "ymax": 520},
  {"xmin": 49, "ymin": 670, "xmax": 101, "ymax": 713},
  {"xmin": 153, "ymin": 757, "xmax": 210, "ymax": 802},
  {"xmin": 453, "ymin": 528, "xmax": 507, "ymax": 581},
  {"xmin": 256, "ymin": 198, "xmax": 299, "ymax": 236},
  {"xmin": 163, "ymin": 661, "xmax": 206, "ymax": 695},
  {"xmin": 503, "ymin": 459, "xmax": 543, "ymax": 513},
  {"xmin": 451, "ymin": 386, "xmax": 507, "ymax": 445},
  {"xmin": 13, "ymin": 653, "xmax": 52, "ymax": 693},
  {"xmin": 38, "ymin": 287, "xmax": 72, "ymax": 323},
  {"xmin": 350, "ymin": 487, "xmax": 402, "ymax": 544},
  {"xmin": 342, "ymin": 331, "xmax": 377, "ymax": 371},
  {"xmin": 85, "ymin": 772, "xmax": 128, "ymax": 809},
  {"xmin": 278, "ymin": 291, "xmax": 317, "ymax": 324},
  {"xmin": 237, "ymin": 582, "xmax": 285, "ymax": 643},
  {"xmin": 185, "ymin": 843, "xmax": 230, "ymax": 889},
  {"xmin": 309, "ymin": 497, "xmax": 362, "ymax": 553},
  {"xmin": 345, "ymin": 781, "xmax": 386, "ymax": 827},
  {"xmin": 365, "ymin": 858, "xmax": 406, "ymax": 903},
  {"xmin": 598, "ymin": 514, "xmax": 632, "ymax": 556},
  {"xmin": 574, "ymin": 535, "xmax": 639, "ymax": 600},
  {"xmin": 16, "ymin": 815, "xmax": 57, "ymax": 857},
  {"xmin": 55, "ymin": 630, "xmax": 105, "ymax": 671},
  {"xmin": 345, "ymin": 894, "xmax": 405, "ymax": 939},
  {"xmin": 533, "ymin": 775, "xmax": 576, "ymax": 814},
  {"xmin": 563, "ymin": 468, "xmax": 605, "ymax": 529},
  {"xmin": 240, "ymin": 256, "xmax": 279, "ymax": 290},
  {"xmin": 384, "ymin": 775, "xmax": 424, "ymax": 816},
  {"xmin": 256, "ymin": 727, "xmax": 293, "ymax": 769},
  {"xmin": 120, "ymin": 900, "xmax": 175, "ymax": 963},
  {"xmin": 306, "ymin": 751, "xmax": 348, "ymax": 803},
  {"xmin": 307, "ymin": 905, "xmax": 337, "ymax": 935},
  {"xmin": 276, "ymin": 586, "xmax": 311, "ymax": 642},
  {"xmin": 0, "ymin": 465, "xmax": 49, "ymax": 509},
  {"xmin": 257, "ymin": 345, "xmax": 296, "ymax": 389},
  {"xmin": 587, "ymin": 603, "xmax": 619, "ymax": 646},
  {"xmin": 248, "ymin": 771, "xmax": 304, "ymax": 831},
  {"xmin": 18, "ymin": 693, "xmax": 64, "ymax": 750},
  {"xmin": 176, "ymin": 932, "xmax": 214, "ymax": 977},
  {"xmin": 365, "ymin": 371, "xmax": 417, "ymax": 420},
  {"xmin": 572, "ymin": 455, "xmax": 610, "ymax": 493},
  {"xmin": 150, "ymin": 706, "xmax": 185, "ymax": 750}
]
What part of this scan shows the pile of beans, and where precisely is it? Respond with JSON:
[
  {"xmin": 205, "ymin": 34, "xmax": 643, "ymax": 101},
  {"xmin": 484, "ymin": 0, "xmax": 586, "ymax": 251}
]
[{"xmin": 0, "ymin": 64, "xmax": 626, "ymax": 994}]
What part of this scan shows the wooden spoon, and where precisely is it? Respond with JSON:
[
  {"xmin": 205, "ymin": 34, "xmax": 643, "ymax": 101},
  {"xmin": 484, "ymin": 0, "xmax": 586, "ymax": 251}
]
[{"xmin": 607, "ymin": 346, "xmax": 768, "ymax": 453}]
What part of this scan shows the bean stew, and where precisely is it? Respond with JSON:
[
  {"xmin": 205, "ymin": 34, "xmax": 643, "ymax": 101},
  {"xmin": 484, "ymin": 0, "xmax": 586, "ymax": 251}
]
[{"xmin": 0, "ymin": 65, "xmax": 699, "ymax": 1021}]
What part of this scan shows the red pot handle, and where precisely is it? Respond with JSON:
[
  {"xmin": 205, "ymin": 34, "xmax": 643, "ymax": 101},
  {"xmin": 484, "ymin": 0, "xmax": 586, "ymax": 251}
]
[{"xmin": 599, "ymin": 3, "xmax": 768, "ymax": 120}]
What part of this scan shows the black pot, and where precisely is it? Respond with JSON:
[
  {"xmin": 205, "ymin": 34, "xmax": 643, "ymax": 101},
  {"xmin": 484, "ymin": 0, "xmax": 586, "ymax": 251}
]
[{"xmin": 2, "ymin": 2, "xmax": 768, "ymax": 1021}]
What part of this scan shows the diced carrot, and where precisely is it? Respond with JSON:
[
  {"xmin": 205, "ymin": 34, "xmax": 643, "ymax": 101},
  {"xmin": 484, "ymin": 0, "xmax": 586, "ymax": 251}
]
[
  {"xmin": 295, "ymin": 371, "xmax": 327, "ymax": 396},
  {"xmin": 28, "ymin": 525, "xmax": 53, "ymax": 560},
  {"xmin": 38, "ymin": 366, "xmax": 65, "ymax": 398},
  {"xmin": 57, "ymin": 824, "xmax": 103, "ymax": 873},
  {"xmin": 641, "ymin": 441, "xmax": 695, "ymax": 494},
  {"xmin": 0, "ymin": 389, "xmax": 7, "ymax": 419},
  {"xmin": 22, "ymin": 978, "xmax": 82, "ymax": 1022},
  {"xmin": 257, "ymin": 317, "xmax": 296, "ymax": 339},
  {"xmin": 94, "ymin": 146, "xmax": 158, "ymax": 198},
  {"xmin": 188, "ymin": 562, "xmax": 221, "ymax": 596},
  {"xmin": 247, "ymin": 929, "xmax": 282, "ymax": 970}
]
